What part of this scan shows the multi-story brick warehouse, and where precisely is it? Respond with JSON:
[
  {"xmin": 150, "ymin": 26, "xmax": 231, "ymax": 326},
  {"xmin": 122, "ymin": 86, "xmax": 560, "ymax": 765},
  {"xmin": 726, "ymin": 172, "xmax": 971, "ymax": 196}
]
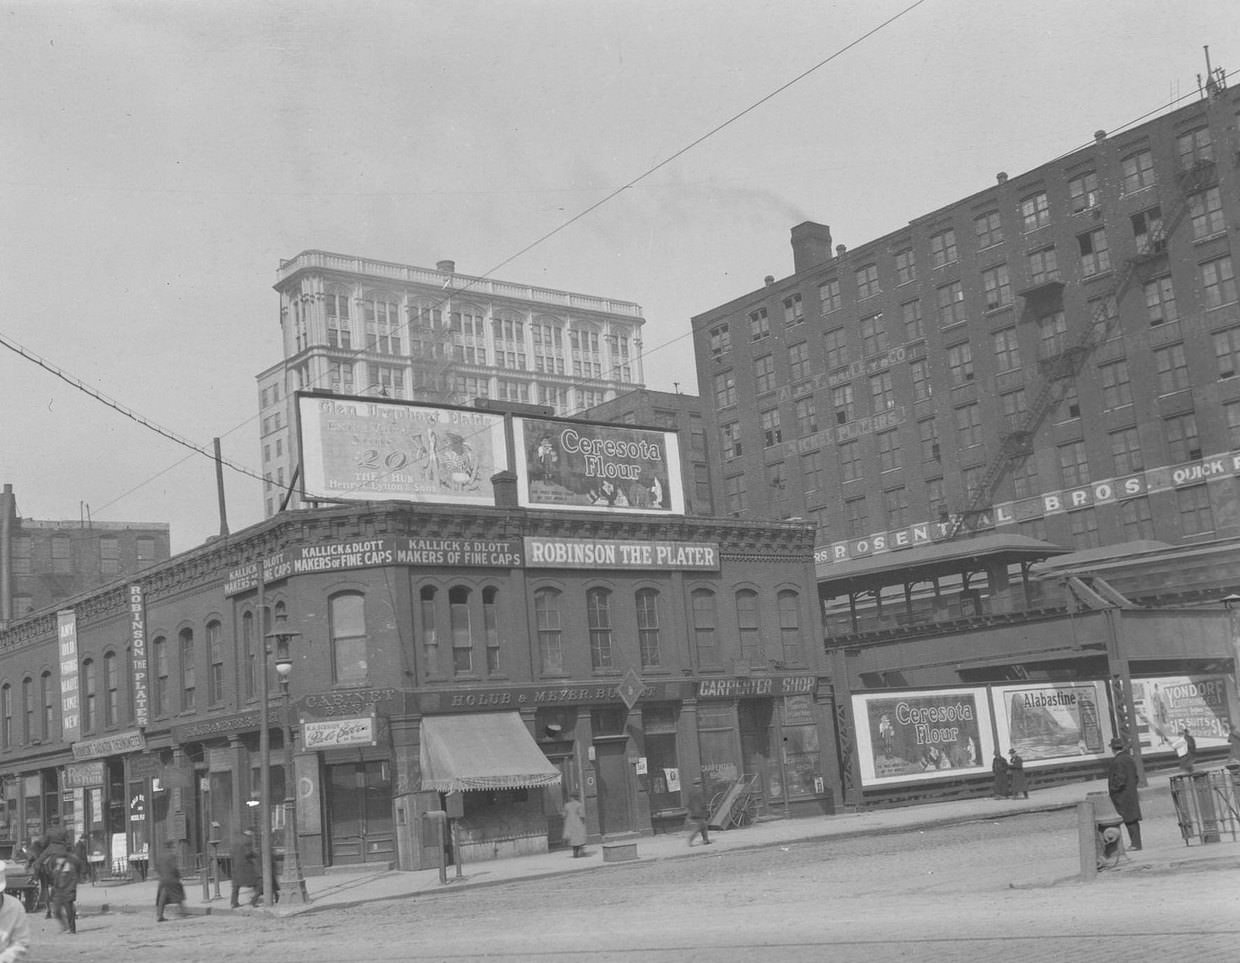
[
  {"xmin": 691, "ymin": 83, "xmax": 1240, "ymax": 575},
  {"xmin": 0, "ymin": 406, "xmax": 834, "ymax": 876},
  {"xmin": 257, "ymin": 252, "xmax": 646, "ymax": 517},
  {"xmin": 0, "ymin": 483, "xmax": 170, "ymax": 627}
]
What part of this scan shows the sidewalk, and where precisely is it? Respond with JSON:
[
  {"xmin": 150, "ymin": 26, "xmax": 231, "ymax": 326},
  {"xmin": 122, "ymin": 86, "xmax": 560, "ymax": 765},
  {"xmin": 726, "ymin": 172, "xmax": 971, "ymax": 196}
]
[{"xmin": 76, "ymin": 771, "xmax": 1240, "ymax": 920}]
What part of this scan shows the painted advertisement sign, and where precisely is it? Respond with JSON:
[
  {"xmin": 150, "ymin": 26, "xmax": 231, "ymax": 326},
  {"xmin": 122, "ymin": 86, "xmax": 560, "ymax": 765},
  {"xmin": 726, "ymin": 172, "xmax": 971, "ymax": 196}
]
[
  {"xmin": 297, "ymin": 393, "xmax": 508, "ymax": 505},
  {"xmin": 523, "ymin": 536, "xmax": 717, "ymax": 571},
  {"xmin": 514, "ymin": 417, "xmax": 685, "ymax": 514},
  {"xmin": 1129, "ymin": 675, "xmax": 1234, "ymax": 751},
  {"xmin": 58, "ymin": 610, "xmax": 80, "ymax": 742},
  {"xmin": 991, "ymin": 682, "xmax": 1112, "ymax": 764},
  {"xmin": 128, "ymin": 584, "xmax": 150, "ymax": 728},
  {"xmin": 223, "ymin": 537, "xmax": 523, "ymax": 596},
  {"xmin": 853, "ymin": 688, "xmax": 993, "ymax": 786}
]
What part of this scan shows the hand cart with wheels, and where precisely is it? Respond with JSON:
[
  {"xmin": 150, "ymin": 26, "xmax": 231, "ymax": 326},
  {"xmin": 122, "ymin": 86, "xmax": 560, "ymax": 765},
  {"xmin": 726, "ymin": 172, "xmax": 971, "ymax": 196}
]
[{"xmin": 707, "ymin": 773, "xmax": 761, "ymax": 830}]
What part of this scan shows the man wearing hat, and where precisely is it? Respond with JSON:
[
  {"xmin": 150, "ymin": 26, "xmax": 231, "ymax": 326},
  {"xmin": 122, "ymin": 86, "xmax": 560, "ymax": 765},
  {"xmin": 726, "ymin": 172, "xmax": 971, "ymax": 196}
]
[
  {"xmin": 685, "ymin": 776, "xmax": 711, "ymax": 847},
  {"xmin": 0, "ymin": 861, "xmax": 33, "ymax": 961},
  {"xmin": 1106, "ymin": 737, "xmax": 1142, "ymax": 850}
]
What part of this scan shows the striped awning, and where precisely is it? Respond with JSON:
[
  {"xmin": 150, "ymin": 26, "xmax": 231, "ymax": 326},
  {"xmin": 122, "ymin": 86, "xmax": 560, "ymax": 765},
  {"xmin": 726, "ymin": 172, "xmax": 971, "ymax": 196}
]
[{"xmin": 419, "ymin": 712, "xmax": 562, "ymax": 792}]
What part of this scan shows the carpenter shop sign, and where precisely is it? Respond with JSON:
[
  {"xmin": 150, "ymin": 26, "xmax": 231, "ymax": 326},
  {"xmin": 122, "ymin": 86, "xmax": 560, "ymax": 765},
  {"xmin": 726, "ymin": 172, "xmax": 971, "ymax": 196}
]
[
  {"xmin": 416, "ymin": 680, "xmax": 690, "ymax": 714},
  {"xmin": 697, "ymin": 676, "xmax": 818, "ymax": 699},
  {"xmin": 224, "ymin": 537, "xmax": 523, "ymax": 595},
  {"xmin": 524, "ymin": 536, "xmax": 718, "ymax": 571},
  {"xmin": 73, "ymin": 729, "xmax": 146, "ymax": 761}
]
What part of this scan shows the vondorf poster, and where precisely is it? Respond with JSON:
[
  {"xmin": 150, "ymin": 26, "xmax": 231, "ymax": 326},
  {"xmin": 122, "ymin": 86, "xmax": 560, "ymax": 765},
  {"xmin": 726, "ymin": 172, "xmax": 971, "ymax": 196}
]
[
  {"xmin": 513, "ymin": 416, "xmax": 685, "ymax": 514},
  {"xmin": 853, "ymin": 688, "xmax": 992, "ymax": 786},
  {"xmin": 1130, "ymin": 675, "xmax": 1235, "ymax": 752},
  {"xmin": 991, "ymin": 682, "xmax": 1112, "ymax": 765}
]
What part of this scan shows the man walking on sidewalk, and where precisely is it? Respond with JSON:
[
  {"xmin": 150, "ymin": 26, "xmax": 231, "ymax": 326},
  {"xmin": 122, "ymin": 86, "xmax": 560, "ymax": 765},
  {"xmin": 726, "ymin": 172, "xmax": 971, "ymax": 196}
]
[
  {"xmin": 1106, "ymin": 737, "xmax": 1142, "ymax": 851},
  {"xmin": 686, "ymin": 778, "xmax": 711, "ymax": 847}
]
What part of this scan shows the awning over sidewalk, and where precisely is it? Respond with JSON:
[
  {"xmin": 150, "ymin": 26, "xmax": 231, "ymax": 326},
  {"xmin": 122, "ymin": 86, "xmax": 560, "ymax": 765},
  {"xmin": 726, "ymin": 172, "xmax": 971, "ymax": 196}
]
[{"xmin": 420, "ymin": 711, "xmax": 562, "ymax": 792}]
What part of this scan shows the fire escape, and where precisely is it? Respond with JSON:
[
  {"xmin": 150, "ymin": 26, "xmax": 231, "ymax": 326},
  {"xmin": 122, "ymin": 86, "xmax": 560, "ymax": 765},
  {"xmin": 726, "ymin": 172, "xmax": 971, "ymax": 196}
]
[{"xmin": 947, "ymin": 148, "xmax": 1219, "ymax": 540}]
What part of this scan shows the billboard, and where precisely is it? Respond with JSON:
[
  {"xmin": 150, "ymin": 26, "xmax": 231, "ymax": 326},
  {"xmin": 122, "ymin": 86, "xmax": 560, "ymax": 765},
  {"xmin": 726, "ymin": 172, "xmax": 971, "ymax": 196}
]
[
  {"xmin": 853, "ymin": 688, "xmax": 993, "ymax": 786},
  {"xmin": 991, "ymin": 681, "xmax": 1112, "ymax": 765},
  {"xmin": 297, "ymin": 393, "xmax": 507, "ymax": 506},
  {"xmin": 1129, "ymin": 675, "xmax": 1235, "ymax": 752},
  {"xmin": 513, "ymin": 416, "xmax": 684, "ymax": 514}
]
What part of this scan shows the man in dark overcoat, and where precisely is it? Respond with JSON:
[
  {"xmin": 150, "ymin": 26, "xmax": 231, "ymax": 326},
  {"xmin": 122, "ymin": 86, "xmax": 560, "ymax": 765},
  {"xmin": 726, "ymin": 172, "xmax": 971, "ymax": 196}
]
[
  {"xmin": 229, "ymin": 830, "xmax": 261, "ymax": 908},
  {"xmin": 1106, "ymin": 737, "xmax": 1142, "ymax": 850}
]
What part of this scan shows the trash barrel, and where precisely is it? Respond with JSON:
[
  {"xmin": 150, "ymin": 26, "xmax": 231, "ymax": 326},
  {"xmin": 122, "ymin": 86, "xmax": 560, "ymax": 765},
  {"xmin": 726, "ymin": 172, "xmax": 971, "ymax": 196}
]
[{"xmin": 1169, "ymin": 770, "xmax": 1234, "ymax": 845}]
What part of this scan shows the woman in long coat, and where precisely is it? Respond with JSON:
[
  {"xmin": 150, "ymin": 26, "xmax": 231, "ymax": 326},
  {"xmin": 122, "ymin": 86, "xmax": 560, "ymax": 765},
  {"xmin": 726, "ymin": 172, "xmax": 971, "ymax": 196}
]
[
  {"xmin": 991, "ymin": 751, "xmax": 1009, "ymax": 798},
  {"xmin": 562, "ymin": 794, "xmax": 587, "ymax": 858},
  {"xmin": 1008, "ymin": 749, "xmax": 1029, "ymax": 799}
]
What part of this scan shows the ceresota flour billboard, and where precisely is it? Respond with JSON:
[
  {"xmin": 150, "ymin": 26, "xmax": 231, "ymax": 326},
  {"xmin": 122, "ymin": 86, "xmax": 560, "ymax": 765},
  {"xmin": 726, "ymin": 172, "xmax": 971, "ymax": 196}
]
[{"xmin": 852, "ymin": 688, "xmax": 993, "ymax": 786}]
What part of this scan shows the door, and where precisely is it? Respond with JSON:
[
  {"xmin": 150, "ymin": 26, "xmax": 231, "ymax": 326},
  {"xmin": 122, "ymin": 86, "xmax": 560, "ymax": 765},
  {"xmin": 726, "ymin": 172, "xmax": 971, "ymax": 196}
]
[
  {"xmin": 325, "ymin": 761, "xmax": 394, "ymax": 866},
  {"xmin": 594, "ymin": 741, "xmax": 633, "ymax": 837},
  {"xmin": 738, "ymin": 700, "xmax": 775, "ymax": 812}
]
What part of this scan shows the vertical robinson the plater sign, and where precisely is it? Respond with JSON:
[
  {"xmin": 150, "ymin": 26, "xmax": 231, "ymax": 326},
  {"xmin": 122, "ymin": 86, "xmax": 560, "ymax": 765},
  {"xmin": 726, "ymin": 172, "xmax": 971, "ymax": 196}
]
[
  {"xmin": 58, "ymin": 610, "xmax": 80, "ymax": 742},
  {"xmin": 129, "ymin": 584, "xmax": 150, "ymax": 728}
]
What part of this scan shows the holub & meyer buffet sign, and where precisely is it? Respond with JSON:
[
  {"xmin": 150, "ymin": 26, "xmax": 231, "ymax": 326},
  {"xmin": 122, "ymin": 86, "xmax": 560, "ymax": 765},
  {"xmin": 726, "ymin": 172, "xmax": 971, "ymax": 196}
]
[{"xmin": 302, "ymin": 716, "xmax": 376, "ymax": 750}]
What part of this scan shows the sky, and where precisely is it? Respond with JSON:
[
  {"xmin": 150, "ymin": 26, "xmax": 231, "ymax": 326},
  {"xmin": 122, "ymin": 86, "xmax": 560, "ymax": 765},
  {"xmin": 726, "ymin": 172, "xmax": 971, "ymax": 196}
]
[{"xmin": 1, "ymin": 0, "xmax": 1236, "ymax": 553}]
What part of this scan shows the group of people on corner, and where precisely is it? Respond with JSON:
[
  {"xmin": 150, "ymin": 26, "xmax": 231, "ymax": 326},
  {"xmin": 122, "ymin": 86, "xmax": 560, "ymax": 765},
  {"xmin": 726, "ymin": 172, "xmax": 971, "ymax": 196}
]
[
  {"xmin": 559, "ymin": 774, "xmax": 715, "ymax": 857},
  {"xmin": 990, "ymin": 748, "xmax": 1029, "ymax": 799}
]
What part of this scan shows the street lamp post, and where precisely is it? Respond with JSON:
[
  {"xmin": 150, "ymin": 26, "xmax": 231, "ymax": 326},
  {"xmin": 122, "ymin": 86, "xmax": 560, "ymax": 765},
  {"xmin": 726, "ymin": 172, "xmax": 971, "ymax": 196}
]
[{"xmin": 268, "ymin": 629, "xmax": 309, "ymax": 904}]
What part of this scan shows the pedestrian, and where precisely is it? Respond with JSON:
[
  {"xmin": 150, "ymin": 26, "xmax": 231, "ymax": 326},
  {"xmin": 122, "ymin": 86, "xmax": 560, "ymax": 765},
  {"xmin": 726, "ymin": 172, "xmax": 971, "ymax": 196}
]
[
  {"xmin": 229, "ymin": 831, "xmax": 261, "ymax": 908},
  {"xmin": 1008, "ymin": 749, "xmax": 1029, "ymax": 799},
  {"xmin": 0, "ymin": 861, "xmax": 32, "ymax": 962},
  {"xmin": 1175, "ymin": 727, "xmax": 1197, "ymax": 773},
  {"xmin": 48, "ymin": 849, "xmax": 85, "ymax": 935},
  {"xmin": 1106, "ymin": 737, "xmax": 1142, "ymax": 851},
  {"xmin": 991, "ymin": 750, "xmax": 1010, "ymax": 798},
  {"xmin": 686, "ymin": 777, "xmax": 712, "ymax": 847},
  {"xmin": 562, "ymin": 794, "xmax": 587, "ymax": 858},
  {"xmin": 72, "ymin": 836, "xmax": 94, "ymax": 886},
  {"xmin": 154, "ymin": 841, "xmax": 188, "ymax": 922}
]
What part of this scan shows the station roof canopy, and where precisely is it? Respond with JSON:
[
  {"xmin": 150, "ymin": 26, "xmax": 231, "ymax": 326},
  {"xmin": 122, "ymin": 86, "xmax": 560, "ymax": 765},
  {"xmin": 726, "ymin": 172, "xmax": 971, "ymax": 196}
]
[
  {"xmin": 420, "ymin": 712, "xmax": 562, "ymax": 793},
  {"xmin": 815, "ymin": 533, "xmax": 1069, "ymax": 595}
]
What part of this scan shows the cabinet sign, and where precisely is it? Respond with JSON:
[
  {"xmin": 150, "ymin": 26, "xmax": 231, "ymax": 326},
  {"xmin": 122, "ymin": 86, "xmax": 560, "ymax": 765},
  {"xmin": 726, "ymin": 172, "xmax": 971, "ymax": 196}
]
[{"xmin": 302, "ymin": 716, "xmax": 376, "ymax": 749}]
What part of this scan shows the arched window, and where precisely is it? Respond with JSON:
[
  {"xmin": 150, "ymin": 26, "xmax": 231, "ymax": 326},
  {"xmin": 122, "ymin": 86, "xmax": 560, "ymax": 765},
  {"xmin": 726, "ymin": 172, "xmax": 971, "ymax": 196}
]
[
  {"xmin": 483, "ymin": 587, "xmax": 500, "ymax": 674},
  {"xmin": 330, "ymin": 593, "xmax": 368, "ymax": 685},
  {"xmin": 534, "ymin": 589, "xmax": 563, "ymax": 675},
  {"xmin": 207, "ymin": 621, "xmax": 224, "ymax": 705},
  {"xmin": 736, "ymin": 589, "xmax": 761, "ymax": 665},
  {"xmin": 636, "ymin": 589, "xmax": 661, "ymax": 669},
  {"xmin": 104, "ymin": 651, "xmax": 119, "ymax": 726},
  {"xmin": 778, "ymin": 591, "xmax": 802, "ymax": 665},
  {"xmin": 450, "ymin": 586, "xmax": 473, "ymax": 675},
  {"xmin": 0, "ymin": 684, "xmax": 10, "ymax": 749},
  {"xmin": 242, "ymin": 612, "xmax": 255, "ymax": 699},
  {"xmin": 22, "ymin": 677, "xmax": 34, "ymax": 743},
  {"xmin": 40, "ymin": 670, "xmax": 54, "ymax": 739},
  {"xmin": 587, "ymin": 588, "xmax": 614, "ymax": 670},
  {"xmin": 691, "ymin": 589, "xmax": 718, "ymax": 667},
  {"xmin": 180, "ymin": 628, "xmax": 196, "ymax": 711},
  {"xmin": 152, "ymin": 637, "xmax": 168, "ymax": 717},
  {"xmin": 82, "ymin": 658, "xmax": 97, "ymax": 732}
]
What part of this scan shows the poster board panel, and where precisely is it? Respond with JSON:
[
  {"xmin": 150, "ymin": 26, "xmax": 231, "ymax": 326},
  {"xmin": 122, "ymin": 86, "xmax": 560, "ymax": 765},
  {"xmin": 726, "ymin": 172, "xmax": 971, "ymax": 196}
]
[
  {"xmin": 513, "ymin": 416, "xmax": 685, "ymax": 514},
  {"xmin": 1129, "ymin": 675, "xmax": 1234, "ymax": 753},
  {"xmin": 990, "ymin": 681, "xmax": 1113, "ymax": 766},
  {"xmin": 853, "ymin": 688, "xmax": 993, "ymax": 787}
]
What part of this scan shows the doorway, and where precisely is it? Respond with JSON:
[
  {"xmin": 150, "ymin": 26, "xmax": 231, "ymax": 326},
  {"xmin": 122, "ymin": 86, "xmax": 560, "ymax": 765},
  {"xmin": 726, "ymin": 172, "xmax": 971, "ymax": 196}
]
[
  {"xmin": 593, "ymin": 741, "xmax": 632, "ymax": 836},
  {"xmin": 325, "ymin": 761, "xmax": 394, "ymax": 866}
]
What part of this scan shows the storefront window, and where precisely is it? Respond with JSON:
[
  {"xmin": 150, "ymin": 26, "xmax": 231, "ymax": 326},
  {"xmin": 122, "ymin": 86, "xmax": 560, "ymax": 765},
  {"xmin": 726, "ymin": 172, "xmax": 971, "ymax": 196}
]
[
  {"xmin": 642, "ymin": 704, "xmax": 679, "ymax": 812},
  {"xmin": 782, "ymin": 695, "xmax": 822, "ymax": 799},
  {"xmin": 23, "ymin": 774, "xmax": 41, "ymax": 841},
  {"xmin": 696, "ymin": 704, "xmax": 737, "ymax": 796}
]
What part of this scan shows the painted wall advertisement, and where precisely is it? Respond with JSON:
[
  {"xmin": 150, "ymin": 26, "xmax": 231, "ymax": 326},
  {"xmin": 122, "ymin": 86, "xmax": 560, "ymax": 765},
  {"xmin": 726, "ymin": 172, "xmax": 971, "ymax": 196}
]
[
  {"xmin": 297, "ymin": 393, "xmax": 508, "ymax": 505},
  {"xmin": 853, "ymin": 688, "xmax": 993, "ymax": 786},
  {"xmin": 513, "ymin": 416, "xmax": 685, "ymax": 514},
  {"xmin": 991, "ymin": 682, "xmax": 1113, "ymax": 764},
  {"xmin": 58, "ymin": 610, "xmax": 80, "ymax": 743},
  {"xmin": 1130, "ymin": 674, "xmax": 1234, "ymax": 751}
]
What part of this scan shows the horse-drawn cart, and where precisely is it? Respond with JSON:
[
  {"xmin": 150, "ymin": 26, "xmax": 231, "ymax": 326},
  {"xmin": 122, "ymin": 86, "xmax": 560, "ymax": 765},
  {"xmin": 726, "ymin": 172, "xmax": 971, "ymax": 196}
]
[{"xmin": 0, "ymin": 843, "xmax": 39, "ymax": 911}]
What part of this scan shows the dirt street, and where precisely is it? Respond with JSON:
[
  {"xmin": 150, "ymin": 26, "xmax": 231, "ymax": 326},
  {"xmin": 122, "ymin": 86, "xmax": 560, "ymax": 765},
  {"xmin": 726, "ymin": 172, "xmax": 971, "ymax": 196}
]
[{"xmin": 28, "ymin": 809, "xmax": 1240, "ymax": 963}]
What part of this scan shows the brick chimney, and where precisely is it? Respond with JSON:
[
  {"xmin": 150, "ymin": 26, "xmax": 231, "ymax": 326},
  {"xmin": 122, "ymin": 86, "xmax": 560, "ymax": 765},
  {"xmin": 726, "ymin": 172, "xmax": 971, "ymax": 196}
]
[{"xmin": 790, "ymin": 222, "xmax": 832, "ymax": 274}]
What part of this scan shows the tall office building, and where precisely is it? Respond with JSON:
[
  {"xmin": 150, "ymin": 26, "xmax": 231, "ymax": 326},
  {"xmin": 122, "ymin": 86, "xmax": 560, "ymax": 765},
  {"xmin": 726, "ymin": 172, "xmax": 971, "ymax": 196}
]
[
  {"xmin": 257, "ymin": 252, "xmax": 646, "ymax": 516},
  {"xmin": 691, "ymin": 80, "xmax": 1240, "ymax": 573}
]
